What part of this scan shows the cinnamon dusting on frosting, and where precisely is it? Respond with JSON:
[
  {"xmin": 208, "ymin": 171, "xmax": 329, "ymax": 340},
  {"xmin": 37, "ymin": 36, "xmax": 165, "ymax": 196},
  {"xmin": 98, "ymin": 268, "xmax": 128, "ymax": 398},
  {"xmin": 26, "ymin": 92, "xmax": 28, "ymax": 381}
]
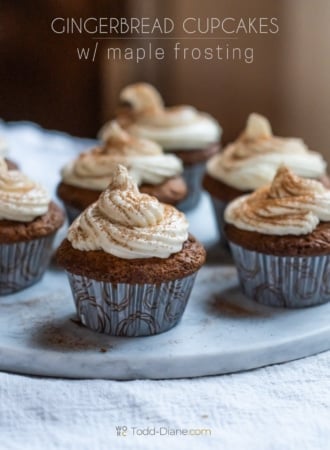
[
  {"xmin": 207, "ymin": 113, "xmax": 326, "ymax": 189},
  {"xmin": 0, "ymin": 158, "xmax": 50, "ymax": 222},
  {"xmin": 225, "ymin": 166, "xmax": 330, "ymax": 236},
  {"xmin": 68, "ymin": 165, "xmax": 188, "ymax": 259},
  {"xmin": 62, "ymin": 121, "xmax": 183, "ymax": 190}
]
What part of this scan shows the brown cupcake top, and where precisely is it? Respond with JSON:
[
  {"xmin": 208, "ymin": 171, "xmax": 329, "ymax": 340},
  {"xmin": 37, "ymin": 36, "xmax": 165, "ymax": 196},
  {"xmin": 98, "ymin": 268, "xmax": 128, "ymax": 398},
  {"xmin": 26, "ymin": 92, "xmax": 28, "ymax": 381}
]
[
  {"xmin": 0, "ymin": 201, "xmax": 65, "ymax": 244},
  {"xmin": 57, "ymin": 234, "xmax": 205, "ymax": 283}
]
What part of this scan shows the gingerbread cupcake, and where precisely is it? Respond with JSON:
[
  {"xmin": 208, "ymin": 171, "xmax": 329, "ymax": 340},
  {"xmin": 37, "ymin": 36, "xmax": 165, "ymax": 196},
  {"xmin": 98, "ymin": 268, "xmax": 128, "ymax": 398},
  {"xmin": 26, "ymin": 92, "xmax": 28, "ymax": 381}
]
[
  {"xmin": 57, "ymin": 165, "xmax": 205, "ymax": 336},
  {"xmin": 225, "ymin": 166, "xmax": 330, "ymax": 308},
  {"xmin": 0, "ymin": 159, "xmax": 64, "ymax": 294},
  {"xmin": 99, "ymin": 83, "xmax": 221, "ymax": 211},
  {"xmin": 57, "ymin": 121, "xmax": 187, "ymax": 222},
  {"xmin": 204, "ymin": 113, "xmax": 328, "ymax": 245}
]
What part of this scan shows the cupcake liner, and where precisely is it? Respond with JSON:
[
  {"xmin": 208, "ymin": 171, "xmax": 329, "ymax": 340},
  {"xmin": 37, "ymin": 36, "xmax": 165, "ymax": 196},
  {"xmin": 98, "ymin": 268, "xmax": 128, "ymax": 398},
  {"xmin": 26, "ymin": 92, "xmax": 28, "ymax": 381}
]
[
  {"xmin": 210, "ymin": 196, "xmax": 229, "ymax": 247},
  {"xmin": 229, "ymin": 242, "xmax": 330, "ymax": 308},
  {"xmin": 63, "ymin": 204, "xmax": 82, "ymax": 224},
  {"xmin": 177, "ymin": 163, "xmax": 206, "ymax": 212},
  {"xmin": 66, "ymin": 271, "xmax": 198, "ymax": 336},
  {"xmin": 0, "ymin": 234, "xmax": 56, "ymax": 295}
]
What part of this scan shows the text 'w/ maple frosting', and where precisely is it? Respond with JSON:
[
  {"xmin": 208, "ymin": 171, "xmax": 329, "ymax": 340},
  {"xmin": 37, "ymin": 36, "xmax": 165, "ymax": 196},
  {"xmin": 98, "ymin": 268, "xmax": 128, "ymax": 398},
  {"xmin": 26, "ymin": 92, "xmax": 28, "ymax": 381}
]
[
  {"xmin": 225, "ymin": 166, "xmax": 330, "ymax": 235},
  {"xmin": 0, "ymin": 159, "xmax": 50, "ymax": 222},
  {"xmin": 67, "ymin": 165, "xmax": 189, "ymax": 259},
  {"xmin": 62, "ymin": 121, "xmax": 183, "ymax": 190},
  {"xmin": 99, "ymin": 83, "xmax": 221, "ymax": 150},
  {"xmin": 207, "ymin": 113, "xmax": 327, "ymax": 190}
]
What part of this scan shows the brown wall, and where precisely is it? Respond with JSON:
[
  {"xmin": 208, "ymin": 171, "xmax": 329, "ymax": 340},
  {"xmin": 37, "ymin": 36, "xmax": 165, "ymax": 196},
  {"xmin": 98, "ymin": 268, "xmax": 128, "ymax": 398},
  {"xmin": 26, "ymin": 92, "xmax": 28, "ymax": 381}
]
[{"xmin": 1, "ymin": 0, "xmax": 330, "ymax": 163}]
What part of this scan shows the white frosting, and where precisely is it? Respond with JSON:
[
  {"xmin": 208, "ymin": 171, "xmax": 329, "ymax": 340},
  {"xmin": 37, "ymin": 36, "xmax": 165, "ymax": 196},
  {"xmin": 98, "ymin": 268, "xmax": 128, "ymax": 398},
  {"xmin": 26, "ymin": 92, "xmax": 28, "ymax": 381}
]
[
  {"xmin": 62, "ymin": 121, "xmax": 183, "ymax": 190},
  {"xmin": 99, "ymin": 83, "xmax": 221, "ymax": 150},
  {"xmin": 0, "ymin": 159, "xmax": 50, "ymax": 222},
  {"xmin": 68, "ymin": 165, "xmax": 189, "ymax": 259},
  {"xmin": 225, "ymin": 166, "xmax": 330, "ymax": 235},
  {"xmin": 207, "ymin": 113, "xmax": 327, "ymax": 190}
]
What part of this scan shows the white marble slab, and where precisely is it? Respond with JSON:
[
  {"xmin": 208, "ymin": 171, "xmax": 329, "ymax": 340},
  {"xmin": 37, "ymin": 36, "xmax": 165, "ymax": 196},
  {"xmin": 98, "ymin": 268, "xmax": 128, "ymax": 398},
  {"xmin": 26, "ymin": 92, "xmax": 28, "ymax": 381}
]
[
  {"xmin": 0, "ymin": 260, "xmax": 330, "ymax": 379},
  {"xmin": 0, "ymin": 121, "xmax": 329, "ymax": 380}
]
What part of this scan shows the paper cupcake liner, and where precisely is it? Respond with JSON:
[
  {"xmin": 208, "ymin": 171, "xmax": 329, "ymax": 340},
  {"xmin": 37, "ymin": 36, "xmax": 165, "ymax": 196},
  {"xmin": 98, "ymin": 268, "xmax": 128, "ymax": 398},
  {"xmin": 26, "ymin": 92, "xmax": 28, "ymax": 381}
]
[
  {"xmin": 0, "ymin": 234, "xmax": 56, "ymax": 295},
  {"xmin": 177, "ymin": 163, "xmax": 206, "ymax": 212},
  {"xmin": 210, "ymin": 197, "xmax": 229, "ymax": 247},
  {"xmin": 229, "ymin": 242, "xmax": 330, "ymax": 308},
  {"xmin": 66, "ymin": 271, "xmax": 198, "ymax": 336},
  {"xmin": 64, "ymin": 204, "xmax": 82, "ymax": 224}
]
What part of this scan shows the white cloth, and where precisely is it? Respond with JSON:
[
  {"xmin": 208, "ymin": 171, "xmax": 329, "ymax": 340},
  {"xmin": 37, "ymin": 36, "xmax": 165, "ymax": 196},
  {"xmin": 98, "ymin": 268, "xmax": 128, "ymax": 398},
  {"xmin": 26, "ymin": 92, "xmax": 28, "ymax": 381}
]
[
  {"xmin": 0, "ymin": 352, "xmax": 330, "ymax": 450},
  {"xmin": 0, "ymin": 122, "xmax": 329, "ymax": 450}
]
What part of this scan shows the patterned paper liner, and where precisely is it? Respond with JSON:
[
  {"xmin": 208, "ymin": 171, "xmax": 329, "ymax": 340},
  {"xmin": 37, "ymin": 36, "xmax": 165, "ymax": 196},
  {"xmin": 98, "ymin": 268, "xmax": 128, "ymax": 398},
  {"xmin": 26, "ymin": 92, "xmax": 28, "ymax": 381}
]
[
  {"xmin": 0, "ymin": 234, "xmax": 56, "ymax": 295},
  {"xmin": 210, "ymin": 197, "xmax": 229, "ymax": 247},
  {"xmin": 177, "ymin": 163, "xmax": 206, "ymax": 212},
  {"xmin": 66, "ymin": 271, "xmax": 198, "ymax": 336},
  {"xmin": 229, "ymin": 242, "xmax": 330, "ymax": 308}
]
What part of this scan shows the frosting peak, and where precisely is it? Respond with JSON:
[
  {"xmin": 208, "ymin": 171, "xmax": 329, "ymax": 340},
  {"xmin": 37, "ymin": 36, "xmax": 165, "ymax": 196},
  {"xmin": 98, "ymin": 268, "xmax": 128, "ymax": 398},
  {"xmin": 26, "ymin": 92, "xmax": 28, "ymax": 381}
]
[
  {"xmin": 207, "ymin": 113, "xmax": 327, "ymax": 190},
  {"xmin": 225, "ymin": 166, "xmax": 330, "ymax": 236},
  {"xmin": 120, "ymin": 82, "xmax": 164, "ymax": 115},
  {"xmin": 68, "ymin": 165, "xmax": 189, "ymax": 259},
  {"xmin": 100, "ymin": 120, "xmax": 162, "ymax": 156},
  {"xmin": 0, "ymin": 159, "xmax": 50, "ymax": 222},
  {"xmin": 244, "ymin": 113, "xmax": 272, "ymax": 140}
]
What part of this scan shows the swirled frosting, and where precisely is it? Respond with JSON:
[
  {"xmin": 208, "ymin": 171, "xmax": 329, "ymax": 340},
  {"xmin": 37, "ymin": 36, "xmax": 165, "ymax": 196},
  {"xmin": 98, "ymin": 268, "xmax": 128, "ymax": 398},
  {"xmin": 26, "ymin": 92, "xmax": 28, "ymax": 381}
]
[
  {"xmin": 0, "ymin": 137, "xmax": 8, "ymax": 158},
  {"xmin": 225, "ymin": 166, "xmax": 330, "ymax": 235},
  {"xmin": 68, "ymin": 165, "xmax": 189, "ymax": 259},
  {"xmin": 0, "ymin": 159, "xmax": 50, "ymax": 222},
  {"xmin": 62, "ymin": 121, "xmax": 183, "ymax": 190},
  {"xmin": 99, "ymin": 83, "xmax": 221, "ymax": 150},
  {"xmin": 207, "ymin": 113, "xmax": 327, "ymax": 190}
]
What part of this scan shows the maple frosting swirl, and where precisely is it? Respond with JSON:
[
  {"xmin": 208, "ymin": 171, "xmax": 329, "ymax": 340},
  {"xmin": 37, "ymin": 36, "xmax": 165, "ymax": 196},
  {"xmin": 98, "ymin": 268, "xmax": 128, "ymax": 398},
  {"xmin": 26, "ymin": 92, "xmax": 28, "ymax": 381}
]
[
  {"xmin": 67, "ymin": 165, "xmax": 189, "ymax": 259},
  {"xmin": 207, "ymin": 113, "xmax": 327, "ymax": 190},
  {"xmin": 0, "ymin": 159, "xmax": 50, "ymax": 222},
  {"xmin": 99, "ymin": 83, "xmax": 221, "ymax": 150},
  {"xmin": 225, "ymin": 166, "xmax": 330, "ymax": 235},
  {"xmin": 62, "ymin": 121, "xmax": 183, "ymax": 190}
]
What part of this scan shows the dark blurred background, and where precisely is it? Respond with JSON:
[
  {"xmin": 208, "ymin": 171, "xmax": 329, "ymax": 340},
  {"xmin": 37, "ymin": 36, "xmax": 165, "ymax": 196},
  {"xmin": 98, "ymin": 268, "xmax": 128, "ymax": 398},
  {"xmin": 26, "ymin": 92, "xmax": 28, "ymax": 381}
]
[{"xmin": 1, "ymin": 0, "xmax": 330, "ymax": 157}]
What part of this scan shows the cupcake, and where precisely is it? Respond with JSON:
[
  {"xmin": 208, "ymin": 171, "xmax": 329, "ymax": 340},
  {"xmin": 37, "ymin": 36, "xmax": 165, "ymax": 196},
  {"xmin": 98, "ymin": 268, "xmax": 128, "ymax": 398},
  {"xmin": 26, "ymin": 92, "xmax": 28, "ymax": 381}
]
[
  {"xmin": 57, "ymin": 165, "xmax": 205, "ymax": 336},
  {"xmin": 57, "ymin": 121, "xmax": 187, "ymax": 223},
  {"xmin": 99, "ymin": 82, "xmax": 222, "ymax": 211},
  {"xmin": 0, "ymin": 136, "xmax": 18, "ymax": 170},
  {"xmin": 225, "ymin": 166, "xmax": 330, "ymax": 308},
  {"xmin": 0, "ymin": 159, "xmax": 64, "ymax": 294},
  {"xmin": 204, "ymin": 113, "xmax": 328, "ymax": 245}
]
